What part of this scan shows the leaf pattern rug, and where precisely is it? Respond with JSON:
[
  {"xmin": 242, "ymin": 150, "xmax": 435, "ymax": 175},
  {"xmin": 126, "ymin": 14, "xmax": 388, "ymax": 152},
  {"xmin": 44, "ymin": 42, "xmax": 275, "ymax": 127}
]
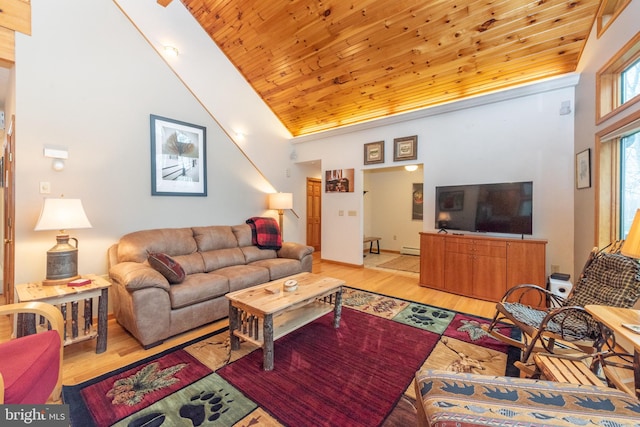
[{"xmin": 63, "ymin": 287, "xmax": 520, "ymax": 426}]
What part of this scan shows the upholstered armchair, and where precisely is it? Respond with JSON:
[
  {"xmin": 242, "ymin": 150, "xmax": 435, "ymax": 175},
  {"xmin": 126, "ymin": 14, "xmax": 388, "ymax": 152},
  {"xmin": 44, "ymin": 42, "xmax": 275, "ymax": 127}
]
[{"xmin": 0, "ymin": 302, "xmax": 64, "ymax": 403}]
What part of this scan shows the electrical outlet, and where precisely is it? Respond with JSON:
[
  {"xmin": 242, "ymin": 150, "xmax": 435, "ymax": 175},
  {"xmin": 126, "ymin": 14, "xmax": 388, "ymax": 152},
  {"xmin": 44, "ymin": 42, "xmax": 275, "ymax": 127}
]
[{"xmin": 39, "ymin": 181, "xmax": 51, "ymax": 194}]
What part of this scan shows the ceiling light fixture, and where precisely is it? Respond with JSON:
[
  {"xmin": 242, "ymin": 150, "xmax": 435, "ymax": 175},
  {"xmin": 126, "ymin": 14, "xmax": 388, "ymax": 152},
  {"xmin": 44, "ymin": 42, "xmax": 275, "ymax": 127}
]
[
  {"xmin": 163, "ymin": 45, "xmax": 179, "ymax": 57},
  {"xmin": 404, "ymin": 165, "xmax": 418, "ymax": 172}
]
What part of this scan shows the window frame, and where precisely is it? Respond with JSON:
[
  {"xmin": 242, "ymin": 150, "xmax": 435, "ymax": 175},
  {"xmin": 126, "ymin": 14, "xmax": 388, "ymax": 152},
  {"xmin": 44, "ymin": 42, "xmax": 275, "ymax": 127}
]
[{"xmin": 596, "ymin": 32, "xmax": 640, "ymax": 124}]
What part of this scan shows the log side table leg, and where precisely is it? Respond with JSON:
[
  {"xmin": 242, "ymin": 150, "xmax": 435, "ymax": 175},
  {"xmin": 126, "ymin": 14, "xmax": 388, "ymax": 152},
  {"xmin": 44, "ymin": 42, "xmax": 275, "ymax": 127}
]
[
  {"xmin": 263, "ymin": 313, "xmax": 274, "ymax": 371},
  {"xmin": 229, "ymin": 303, "xmax": 240, "ymax": 350},
  {"xmin": 96, "ymin": 288, "xmax": 109, "ymax": 354},
  {"xmin": 333, "ymin": 287, "xmax": 343, "ymax": 328}
]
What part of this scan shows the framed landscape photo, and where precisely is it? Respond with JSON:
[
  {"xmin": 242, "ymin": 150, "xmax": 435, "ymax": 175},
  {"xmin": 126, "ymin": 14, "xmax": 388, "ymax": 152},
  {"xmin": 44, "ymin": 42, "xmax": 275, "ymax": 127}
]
[
  {"xmin": 393, "ymin": 135, "xmax": 418, "ymax": 161},
  {"xmin": 576, "ymin": 148, "xmax": 591, "ymax": 189},
  {"xmin": 364, "ymin": 141, "xmax": 384, "ymax": 165},
  {"xmin": 150, "ymin": 114, "xmax": 207, "ymax": 196}
]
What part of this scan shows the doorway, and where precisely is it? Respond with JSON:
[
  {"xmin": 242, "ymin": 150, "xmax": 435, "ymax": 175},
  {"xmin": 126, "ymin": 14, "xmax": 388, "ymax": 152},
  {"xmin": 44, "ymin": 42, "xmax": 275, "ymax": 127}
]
[{"xmin": 306, "ymin": 177, "xmax": 321, "ymax": 251}]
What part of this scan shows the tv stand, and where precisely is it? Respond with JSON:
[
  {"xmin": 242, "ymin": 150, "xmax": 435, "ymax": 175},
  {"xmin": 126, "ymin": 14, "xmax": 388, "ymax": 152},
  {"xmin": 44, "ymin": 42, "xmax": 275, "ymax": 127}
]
[{"xmin": 419, "ymin": 232, "xmax": 547, "ymax": 303}]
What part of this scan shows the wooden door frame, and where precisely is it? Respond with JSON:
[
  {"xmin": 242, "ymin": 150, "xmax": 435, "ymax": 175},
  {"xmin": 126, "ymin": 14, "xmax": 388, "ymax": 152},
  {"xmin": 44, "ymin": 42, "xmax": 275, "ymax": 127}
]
[{"xmin": 3, "ymin": 114, "xmax": 15, "ymax": 303}]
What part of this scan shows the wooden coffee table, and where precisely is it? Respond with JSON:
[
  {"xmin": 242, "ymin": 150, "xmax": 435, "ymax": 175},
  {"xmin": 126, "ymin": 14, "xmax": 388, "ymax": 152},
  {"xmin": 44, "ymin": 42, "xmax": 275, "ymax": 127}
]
[{"xmin": 226, "ymin": 272, "xmax": 344, "ymax": 370}]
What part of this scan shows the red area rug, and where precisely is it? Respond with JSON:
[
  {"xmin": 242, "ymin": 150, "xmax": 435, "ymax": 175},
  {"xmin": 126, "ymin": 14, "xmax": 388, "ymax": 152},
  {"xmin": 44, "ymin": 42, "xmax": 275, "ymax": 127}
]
[{"xmin": 217, "ymin": 308, "xmax": 439, "ymax": 426}]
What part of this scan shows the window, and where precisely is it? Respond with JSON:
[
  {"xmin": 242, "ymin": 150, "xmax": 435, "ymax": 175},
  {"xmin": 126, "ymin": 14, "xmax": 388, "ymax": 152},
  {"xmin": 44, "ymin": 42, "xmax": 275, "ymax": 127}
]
[
  {"xmin": 596, "ymin": 0, "xmax": 631, "ymax": 38},
  {"xmin": 597, "ymin": 111, "xmax": 640, "ymax": 246},
  {"xmin": 597, "ymin": 32, "xmax": 640, "ymax": 122},
  {"xmin": 622, "ymin": 58, "xmax": 640, "ymax": 104},
  {"xmin": 620, "ymin": 130, "xmax": 640, "ymax": 236}
]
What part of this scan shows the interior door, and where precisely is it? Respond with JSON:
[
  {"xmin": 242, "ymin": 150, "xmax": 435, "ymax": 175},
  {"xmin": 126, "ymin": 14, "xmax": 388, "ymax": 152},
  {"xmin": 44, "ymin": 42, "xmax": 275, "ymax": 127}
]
[
  {"xmin": 3, "ymin": 115, "xmax": 15, "ymax": 303},
  {"xmin": 306, "ymin": 178, "xmax": 321, "ymax": 251}
]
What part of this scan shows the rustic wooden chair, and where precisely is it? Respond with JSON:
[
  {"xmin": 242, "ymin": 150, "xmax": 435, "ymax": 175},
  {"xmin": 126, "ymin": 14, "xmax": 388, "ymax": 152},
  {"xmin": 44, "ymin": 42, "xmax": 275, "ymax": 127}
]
[{"xmin": 484, "ymin": 242, "xmax": 640, "ymax": 368}]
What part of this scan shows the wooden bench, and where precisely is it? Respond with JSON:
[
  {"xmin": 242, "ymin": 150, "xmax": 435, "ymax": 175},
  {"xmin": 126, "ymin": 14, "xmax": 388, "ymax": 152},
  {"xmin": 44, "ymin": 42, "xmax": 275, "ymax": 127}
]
[
  {"xmin": 533, "ymin": 353, "xmax": 605, "ymax": 386},
  {"xmin": 363, "ymin": 236, "xmax": 381, "ymax": 254}
]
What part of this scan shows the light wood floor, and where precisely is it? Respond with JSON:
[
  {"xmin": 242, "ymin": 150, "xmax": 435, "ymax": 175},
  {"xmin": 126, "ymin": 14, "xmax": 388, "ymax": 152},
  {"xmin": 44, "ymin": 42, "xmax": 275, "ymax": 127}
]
[{"xmin": 1, "ymin": 253, "xmax": 498, "ymax": 387}]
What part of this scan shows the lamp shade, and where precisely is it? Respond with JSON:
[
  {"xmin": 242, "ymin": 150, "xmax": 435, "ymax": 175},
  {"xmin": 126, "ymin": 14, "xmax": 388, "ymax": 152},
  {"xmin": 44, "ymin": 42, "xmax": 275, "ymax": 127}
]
[
  {"xmin": 268, "ymin": 192, "xmax": 293, "ymax": 210},
  {"xmin": 34, "ymin": 198, "xmax": 92, "ymax": 232},
  {"xmin": 621, "ymin": 209, "xmax": 640, "ymax": 259}
]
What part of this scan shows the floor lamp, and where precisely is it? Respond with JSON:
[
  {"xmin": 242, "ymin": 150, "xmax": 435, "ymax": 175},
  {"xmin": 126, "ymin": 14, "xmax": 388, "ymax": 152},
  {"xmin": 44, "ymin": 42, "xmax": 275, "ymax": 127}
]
[{"xmin": 268, "ymin": 192, "xmax": 292, "ymax": 239}]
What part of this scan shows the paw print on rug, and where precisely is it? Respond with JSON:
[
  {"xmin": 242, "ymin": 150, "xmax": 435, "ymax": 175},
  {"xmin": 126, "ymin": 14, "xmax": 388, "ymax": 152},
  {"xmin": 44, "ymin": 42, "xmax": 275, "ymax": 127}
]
[
  {"xmin": 179, "ymin": 389, "xmax": 232, "ymax": 426},
  {"xmin": 406, "ymin": 306, "xmax": 451, "ymax": 326}
]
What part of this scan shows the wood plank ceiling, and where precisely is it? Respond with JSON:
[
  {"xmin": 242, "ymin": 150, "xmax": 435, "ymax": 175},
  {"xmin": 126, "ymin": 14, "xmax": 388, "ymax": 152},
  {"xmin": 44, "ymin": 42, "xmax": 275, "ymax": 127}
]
[{"xmin": 182, "ymin": 0, "xmax": 601, "ymax": 136}]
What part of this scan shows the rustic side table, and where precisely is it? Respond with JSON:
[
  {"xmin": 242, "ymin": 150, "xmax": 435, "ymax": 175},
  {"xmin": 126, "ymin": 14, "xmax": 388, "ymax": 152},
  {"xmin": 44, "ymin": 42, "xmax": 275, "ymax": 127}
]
[{"xmin": 15, "ymin": 274, "xmax": 111, "ymax": 354}]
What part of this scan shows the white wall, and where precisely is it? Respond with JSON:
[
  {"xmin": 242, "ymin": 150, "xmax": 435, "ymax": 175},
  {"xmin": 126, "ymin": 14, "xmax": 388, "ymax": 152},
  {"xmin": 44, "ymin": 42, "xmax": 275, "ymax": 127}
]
[
  {"xmin": 294, "ymin": 82, "xmax": 576, "ymax": 273},
  {"xmin": 14, "ymin": 0, "xmax": 277, "ymax": 284},
  {"xmin": 573, "ymin": 1, "xmax": 640, "ymax": 278}
]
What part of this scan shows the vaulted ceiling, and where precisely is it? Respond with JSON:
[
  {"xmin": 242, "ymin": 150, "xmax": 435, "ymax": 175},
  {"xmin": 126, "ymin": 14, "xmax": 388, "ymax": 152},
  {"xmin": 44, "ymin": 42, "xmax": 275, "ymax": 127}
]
[{"xmin": 178, "ymin": 0, "xmax": 602, "ymax": 136}]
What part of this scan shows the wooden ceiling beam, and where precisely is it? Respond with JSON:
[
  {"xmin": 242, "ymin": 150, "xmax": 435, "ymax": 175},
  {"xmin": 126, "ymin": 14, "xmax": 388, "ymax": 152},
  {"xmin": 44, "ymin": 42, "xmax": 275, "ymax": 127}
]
[{"xmin": 0, "ymin": 0, "xmax": 31, "ymax": 35}]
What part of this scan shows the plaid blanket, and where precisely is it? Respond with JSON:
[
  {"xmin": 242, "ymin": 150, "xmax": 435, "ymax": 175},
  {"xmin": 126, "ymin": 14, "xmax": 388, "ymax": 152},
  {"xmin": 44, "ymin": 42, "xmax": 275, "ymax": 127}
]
[{"xmin": 246, "ymin": 217, "xmax": 282, "ymax": 250}]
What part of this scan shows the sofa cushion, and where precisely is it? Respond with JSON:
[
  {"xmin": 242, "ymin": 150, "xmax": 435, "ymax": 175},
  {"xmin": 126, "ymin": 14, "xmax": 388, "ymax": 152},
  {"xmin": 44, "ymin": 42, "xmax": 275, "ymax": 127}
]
[
  {"xmin": 200, "ymin": 248, "xmax": 246, "ymax": 272},
  {"xmin": 192, "ymin": 226, "xmax": 239, "ymax": 251},
  {"xmin": 231, "ymin": 224, "xmax": 253, "ymax": 247},
  {"xmin": 117, "ymin": 228, "xmax": 197, "ymax": 263},
  {"xmin": 241, "ymin": 245, "xmax": 277, "ymax": 263},
  {"xmin": 250, "ymin": 258, "xmax": 303, "ymax": 280},
  {"xmin": 173, "ymin": 253, "xmax": 206, "ymax": 275},
  {"xmin": 148, "ymin": 253, "xmax": 186, "ymax": 284},
  {"xmin": 214, "ymin": 265, "xmax": 270, "ymax": 292},
  {"xmin": 168, "ymin": 273, "xmax": 230, "ymax": 309}
]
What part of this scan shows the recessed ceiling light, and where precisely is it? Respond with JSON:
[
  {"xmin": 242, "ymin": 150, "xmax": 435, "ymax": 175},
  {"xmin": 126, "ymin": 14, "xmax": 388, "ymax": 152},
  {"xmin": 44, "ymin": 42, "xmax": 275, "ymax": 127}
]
[{"xmin": 163, "ymin": 45, "xmax": 179, "ymax": 57}]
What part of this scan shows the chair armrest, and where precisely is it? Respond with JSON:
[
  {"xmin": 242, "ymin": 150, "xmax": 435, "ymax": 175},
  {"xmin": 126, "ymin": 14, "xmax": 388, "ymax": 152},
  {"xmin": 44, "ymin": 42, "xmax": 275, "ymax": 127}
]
[
  {"xmin": 277, "ymin": 241, "xmax": 314, "ymax": 260},
  {"xmin": 501, "ymin": 283, "xmax": 560, "ymax": 306},
  {"xmin": 109, "ymin": 262, "xmax": 170, "ymax": 292},
  {"xmin": 0, "ymin": 302, "xmax": 64, "ymax": 337}
]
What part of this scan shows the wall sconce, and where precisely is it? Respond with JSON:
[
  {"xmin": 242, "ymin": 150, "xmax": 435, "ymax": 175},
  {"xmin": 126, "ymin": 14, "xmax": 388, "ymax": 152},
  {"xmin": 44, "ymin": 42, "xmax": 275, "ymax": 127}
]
[
  {"xmin": 268, "ymin": 192, "xmax": 293, "ymax": 238},
  {"xmin": 404, "ymin": 164, "xmax": 418, "ymax": 172},
  {"xmin": 44, "ymin": 146, "xmax": 68, "ymax": 171},
  {"xmin": 34, "ymin": 197, "xmax": 92, "ymax": 285}
]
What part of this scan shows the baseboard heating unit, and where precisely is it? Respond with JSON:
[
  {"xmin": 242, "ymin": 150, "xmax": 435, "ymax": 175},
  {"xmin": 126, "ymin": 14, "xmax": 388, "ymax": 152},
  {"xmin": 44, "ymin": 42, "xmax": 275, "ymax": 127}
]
[{"xmin": 400, "ymin": 246, "xmax": 420, "ymax": 256}]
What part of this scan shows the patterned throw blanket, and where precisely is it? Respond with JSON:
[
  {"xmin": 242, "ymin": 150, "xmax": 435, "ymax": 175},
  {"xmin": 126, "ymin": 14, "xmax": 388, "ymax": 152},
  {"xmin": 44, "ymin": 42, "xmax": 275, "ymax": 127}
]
[{"xmin": 246, "ymin": 216, "xmax": 282, "ymax": 250}]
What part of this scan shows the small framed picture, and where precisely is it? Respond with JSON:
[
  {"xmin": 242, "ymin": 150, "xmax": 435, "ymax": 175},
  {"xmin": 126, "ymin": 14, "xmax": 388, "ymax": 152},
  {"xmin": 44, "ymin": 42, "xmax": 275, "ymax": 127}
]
[
  {"xmin": 364, "ymin": 141, "xmax": 384, "ymax": 165},
  {"xmin": 393, "ymin": 135, "xmax": 418, "ymax": 161},
  {"xmin": 151, "ymin": 114, "xmax": 207, "ymax": 196},
  {"xmin": 576, "ymin": 148, "xmax": 591, "ymax": 189}
]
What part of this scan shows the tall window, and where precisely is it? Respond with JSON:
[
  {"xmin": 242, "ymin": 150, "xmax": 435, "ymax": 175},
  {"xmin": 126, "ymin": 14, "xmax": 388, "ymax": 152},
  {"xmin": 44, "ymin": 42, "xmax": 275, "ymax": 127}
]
[
  {"xmin": 621, "ymin": 130, "xmax": 640, "ymax": 236},
  {"xmin": 622, "ymin": 58, "xmax": 640, "ymax": 103}
]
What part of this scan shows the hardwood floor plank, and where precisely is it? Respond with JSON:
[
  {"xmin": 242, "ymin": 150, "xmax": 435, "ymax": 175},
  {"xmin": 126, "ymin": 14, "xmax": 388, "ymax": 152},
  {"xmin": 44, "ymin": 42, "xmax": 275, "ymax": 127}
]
[{"xmin": 0, "ymin": 253, "xmax": 498, "ymax": 387}]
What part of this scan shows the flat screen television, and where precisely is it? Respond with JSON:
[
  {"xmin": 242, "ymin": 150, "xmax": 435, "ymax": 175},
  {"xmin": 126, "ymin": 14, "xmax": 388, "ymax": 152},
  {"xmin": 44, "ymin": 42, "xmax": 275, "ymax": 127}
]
[{"xmin": 435, "ymin": 181, "xmax": 533, "ymax": 235}]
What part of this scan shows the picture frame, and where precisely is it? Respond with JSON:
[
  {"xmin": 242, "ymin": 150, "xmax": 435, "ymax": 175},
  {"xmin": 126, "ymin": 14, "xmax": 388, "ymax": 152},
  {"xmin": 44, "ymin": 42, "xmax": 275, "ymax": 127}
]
[
  {"xmin": 150, "ymin": 114, "xmax": 207, "ymax": 196},
  {"xmin": 364, "ymin": 141, "xmax": 385, "ymax": 165},
  {"xmin": 393, "ymin": 135, "xmax": 418, "ymax": 161},
  {"xmin": 412, "ymin": 183, "xmax": 423, "ymax": 220},
  {"xmin": 438, "ymin": 190, "xmax": 464, "ymax": 211},
  {"xmin": 576, "ymin": 148, "xmax": 591, "ymax": 189},
  {"xmin": 325, "ymin": 168, "xmax": 355, "ymax": 193}
]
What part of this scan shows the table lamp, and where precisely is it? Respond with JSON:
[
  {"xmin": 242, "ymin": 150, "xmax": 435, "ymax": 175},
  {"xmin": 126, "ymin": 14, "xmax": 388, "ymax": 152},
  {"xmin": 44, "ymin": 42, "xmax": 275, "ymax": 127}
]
[
  {"xmin": 268, "ymin": 192, "xmax": 292, "ymax": 238},
  {"xmin": 34, "ymin": 197, "xmax": 92, "ymax": 285},
  {"xmin": 622, "ymin": 209, "xmax": 640, "ymax": 259}
]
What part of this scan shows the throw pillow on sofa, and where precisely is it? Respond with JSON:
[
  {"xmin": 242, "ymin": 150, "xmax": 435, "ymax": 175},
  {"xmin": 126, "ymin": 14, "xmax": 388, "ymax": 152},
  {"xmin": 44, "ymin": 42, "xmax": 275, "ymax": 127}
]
[{"xmin": 148, "ymin": 252, "xmax": 186, "ymax": 284}]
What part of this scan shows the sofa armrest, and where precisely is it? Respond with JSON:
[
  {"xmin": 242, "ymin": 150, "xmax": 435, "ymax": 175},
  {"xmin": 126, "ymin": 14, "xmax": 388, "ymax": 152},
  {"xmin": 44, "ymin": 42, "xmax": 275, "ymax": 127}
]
[
  {"xmin": 277, "ymin": 242, "xmax": 314, "ymax": 260},
  {"xmin": 109, "ymin": 262, "xmax": 170, "ymax": 292}
]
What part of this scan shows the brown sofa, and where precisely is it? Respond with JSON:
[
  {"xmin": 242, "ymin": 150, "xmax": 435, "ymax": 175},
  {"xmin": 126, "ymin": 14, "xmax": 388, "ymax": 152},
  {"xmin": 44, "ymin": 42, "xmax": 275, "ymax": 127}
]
[{"xmin": 108, "ymin": 224, "xmax": 314, "ymax": 348}]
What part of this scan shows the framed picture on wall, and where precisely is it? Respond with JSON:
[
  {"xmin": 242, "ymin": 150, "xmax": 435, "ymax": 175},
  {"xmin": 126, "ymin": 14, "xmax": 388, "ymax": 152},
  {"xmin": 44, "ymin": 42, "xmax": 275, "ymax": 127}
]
[
  {"xmin": 364, "ymin": 141, "xmax": 384, "ymax": 165},
  {"xmin": 150, "ymin": 114, "xmax": 207, "ymax": 196},
  {"xmin": 393, "ymin": 135, "xmax": 418, "ymax": 161},
  {"xmin": 412, "ymin": 183, "xmax": 423, "ymax": 220},
  {"xmin": 576, "ymin": 148, "xmax": 591, "ymax": 189},
  {"xmin": 325, "ymin": 168, "xmax": 355, "ymax": 192}
]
